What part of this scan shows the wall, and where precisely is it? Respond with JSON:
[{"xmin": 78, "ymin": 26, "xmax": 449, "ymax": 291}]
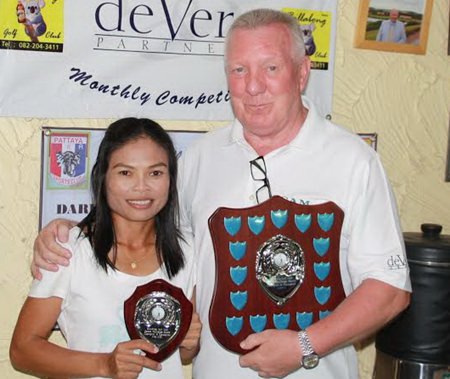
[{"xmin": 1, "ymin": 0, "xmax": 449, "ymax": 378}]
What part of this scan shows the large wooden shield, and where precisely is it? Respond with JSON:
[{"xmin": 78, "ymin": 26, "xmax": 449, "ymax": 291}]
[{"xmin": 208, "ymin": 195, "xmax": 346, "ymax": 354}]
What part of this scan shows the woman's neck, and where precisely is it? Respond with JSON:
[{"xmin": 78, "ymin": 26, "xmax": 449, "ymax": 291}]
[
  {"xmin": 113, "ymin": 216, "xmax": 156, "ymax": 247},
  {"xmin": 110, "ymin": 217, "xmax": 159, "ymax": 275}
]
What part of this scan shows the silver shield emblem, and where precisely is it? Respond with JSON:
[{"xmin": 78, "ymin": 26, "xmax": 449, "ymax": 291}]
[
  {"xmin": 256, "ymin": 234, "xmax": 305, "ymax": 305},
  {"xmin": 134, "ymin": 291, "xmax": 182, "ymax": 349}
]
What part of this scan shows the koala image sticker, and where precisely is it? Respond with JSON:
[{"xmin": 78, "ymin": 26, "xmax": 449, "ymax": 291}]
[
  {"xmin": 282, "ymin": 8, "xmax": 332, "ymax": 70},
  {"xmin": 0, "ymin": 0, "xmax": 63, "ymax": 52},
  {"xmin": 48, "ymin": 132, "xmax": 89, "ymax": 190}
]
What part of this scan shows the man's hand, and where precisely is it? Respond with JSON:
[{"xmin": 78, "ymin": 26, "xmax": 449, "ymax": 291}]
[
  {"xmin": 239, "ymin": 329, "xmax": 301, "ymax": 378},
  {"xmin": 31, "ymin": 218, "xmax": 77, "ymax": 280},
  {"xmin": 180, "ymin": 312, "xmax": 202, "ymax": 364},
  {"xmin": 180, "ymin": 312, "xmax": 201, "ymax": 351}
]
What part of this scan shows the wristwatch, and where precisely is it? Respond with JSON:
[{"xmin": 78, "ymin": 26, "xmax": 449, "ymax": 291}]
[{"xmin": 298, "ymin": 331, "xmax": 319, "ymax": 369}]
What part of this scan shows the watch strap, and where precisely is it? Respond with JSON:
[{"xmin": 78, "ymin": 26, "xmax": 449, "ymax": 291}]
[{"xmin": 298, "ymin": 330, "xmax": 315, "ymax": 355}]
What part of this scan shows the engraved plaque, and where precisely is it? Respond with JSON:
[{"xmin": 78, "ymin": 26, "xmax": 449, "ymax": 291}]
[
  {"xmin": 124, "ymin": 279, "xmax": 193, "ymax": 362},
  {"xmin": 256, "ymin": 234, "xmax": 305, "ymax": 305}
]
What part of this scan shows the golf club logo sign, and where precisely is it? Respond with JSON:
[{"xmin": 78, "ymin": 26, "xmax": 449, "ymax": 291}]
[{"xmin": 208, "ymin": 196, "xmax": 346, "ymax": 354}]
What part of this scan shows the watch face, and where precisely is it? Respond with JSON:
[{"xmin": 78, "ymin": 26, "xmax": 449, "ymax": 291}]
[{"xmin": 302, "ymin": 353, "xmax": 319, "ymax": 369}]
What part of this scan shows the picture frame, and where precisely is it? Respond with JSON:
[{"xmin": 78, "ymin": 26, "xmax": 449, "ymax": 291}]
[
  {"xmin": 358, "ymin": 133, "xmax": 378, "ymax": 151},
  {"xmin": 448, "ymin": 5, "xmax": 450, "ymax": 55},
  {"xmin": 354, "ymin": 0, "xmax": 434, "ymax": 54},
  {"xmin": 445, "ymin": 119, "xmax": 450, "ymax": 182}
]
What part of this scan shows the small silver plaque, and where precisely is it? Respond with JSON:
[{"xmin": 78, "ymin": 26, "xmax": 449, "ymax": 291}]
[
  {"xmin": 134, "ymin": 291, "xmax": 182, "ymax": 349},
  {"xmin": 256, "ymin": 234, "xmax": 305, "ymax": 305}
]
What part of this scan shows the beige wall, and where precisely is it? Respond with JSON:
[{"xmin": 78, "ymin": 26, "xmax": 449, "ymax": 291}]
[{"xmin": 1, "ymin": 1, "xmax": 449, "ymax": 378}]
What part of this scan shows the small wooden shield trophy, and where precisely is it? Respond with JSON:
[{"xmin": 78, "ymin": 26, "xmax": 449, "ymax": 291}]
[
  {"xmin": 208, "ymin": 196, "xmax": 346, "ymax": 354},
  {"xmin": 124, "ymin": 279, "xmax": 193, "ymax": 362}
]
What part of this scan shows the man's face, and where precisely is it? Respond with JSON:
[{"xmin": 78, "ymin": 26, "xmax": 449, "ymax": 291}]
[
  {"xmin": 389, "ymin": 10, "xmax": 399, "ymax": 22},
  {"xmin": 225, "ymin": 23, "xmax": 309, "ymax": 139}
]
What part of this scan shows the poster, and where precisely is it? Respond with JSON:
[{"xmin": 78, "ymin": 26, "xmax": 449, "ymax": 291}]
[{"xmin": 0, "ymin": 0, "xmax": 64, "ymax": 52}]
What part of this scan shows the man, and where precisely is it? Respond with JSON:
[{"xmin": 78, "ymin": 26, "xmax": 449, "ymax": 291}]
[
  {"xmin": 376, "ymin": 9, "xmax": 407, "ymax": 43},
  {"xmin": 32, "ymin": 9, "xmax": 410, "ymax": 379}
]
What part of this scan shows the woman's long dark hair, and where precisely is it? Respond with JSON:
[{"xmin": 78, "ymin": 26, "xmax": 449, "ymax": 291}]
[{"xmin": 78, "ymin": 118, "xmax": 184, "ymax": 278}]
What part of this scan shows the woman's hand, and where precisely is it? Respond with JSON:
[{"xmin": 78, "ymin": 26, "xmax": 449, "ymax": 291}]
[{"xmin": 105, "ymin": 339, "xmax": 161, "ymax": 379}]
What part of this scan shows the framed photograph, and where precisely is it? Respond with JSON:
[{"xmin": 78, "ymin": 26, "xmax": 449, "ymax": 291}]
[{"xmin": 354, "ymin": 0, "xmax": 434, "ymax": 54}]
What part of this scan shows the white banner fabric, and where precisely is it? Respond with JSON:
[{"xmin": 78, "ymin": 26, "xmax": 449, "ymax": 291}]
[{"xmin": 1, "ymin": 1, "xmax": 337, "ymax": 120}]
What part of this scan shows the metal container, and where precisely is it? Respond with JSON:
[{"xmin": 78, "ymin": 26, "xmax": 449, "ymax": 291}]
[{"xmin": 373, "ymin": 223, "xmax": 450, "ymax": 379}]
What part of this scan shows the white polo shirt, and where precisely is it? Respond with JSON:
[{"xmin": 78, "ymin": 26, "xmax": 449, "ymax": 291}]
[{"xmin": 178, "ymin": 97, "xmax": 410, "ymax": 379}]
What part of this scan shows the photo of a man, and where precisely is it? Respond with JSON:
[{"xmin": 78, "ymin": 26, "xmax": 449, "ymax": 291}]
[
  {"xmin": 376, "ymin": 9, "xmax": 406, "ymax": 43},
  {"xmin": 363, "ymin": 0, "xmax": 426, "ymax": 45}
]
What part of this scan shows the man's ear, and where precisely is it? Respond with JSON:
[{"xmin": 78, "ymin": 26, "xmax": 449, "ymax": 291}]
[{"xmin": 299, "ymin": 56, "xmax": 311, "ymax": 93}]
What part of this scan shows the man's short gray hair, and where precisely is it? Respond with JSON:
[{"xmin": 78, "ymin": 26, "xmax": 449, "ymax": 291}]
[{"xmin": 225, "ymin": 8, "xmax": 306, "ymax": 62}]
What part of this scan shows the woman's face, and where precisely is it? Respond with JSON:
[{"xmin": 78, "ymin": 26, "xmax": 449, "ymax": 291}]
[{"xmin": 105, "ymin": 137, "xmax": 170, "ymax": 225}]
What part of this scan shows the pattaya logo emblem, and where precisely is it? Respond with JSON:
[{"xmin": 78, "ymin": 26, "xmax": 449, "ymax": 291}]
[{"xmin": 48, "ymin": 133, "xmax": 88, "ymax": 188}]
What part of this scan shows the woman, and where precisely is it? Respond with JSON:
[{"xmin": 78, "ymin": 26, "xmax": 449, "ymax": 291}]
[{"xmin": 10, "ymin": 118, "xmax": 200, "ymax": 378}]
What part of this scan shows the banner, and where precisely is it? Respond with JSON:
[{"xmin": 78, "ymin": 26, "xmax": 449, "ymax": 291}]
[
  {"xmin": 0, "ymin": 1, "xmax": 337, "ymax": 120},
  {"xmin": 39, "ymin": 127, "xmax": 204, "ymax": 228}
]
